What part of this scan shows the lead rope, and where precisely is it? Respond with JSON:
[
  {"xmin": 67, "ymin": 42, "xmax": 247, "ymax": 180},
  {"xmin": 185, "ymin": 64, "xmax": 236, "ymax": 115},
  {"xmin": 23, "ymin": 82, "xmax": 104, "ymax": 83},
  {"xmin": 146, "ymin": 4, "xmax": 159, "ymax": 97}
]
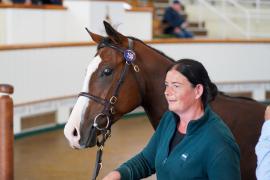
[{"xmin": 91, "ymin": 129, "xmax": 111, "ymax": 180}]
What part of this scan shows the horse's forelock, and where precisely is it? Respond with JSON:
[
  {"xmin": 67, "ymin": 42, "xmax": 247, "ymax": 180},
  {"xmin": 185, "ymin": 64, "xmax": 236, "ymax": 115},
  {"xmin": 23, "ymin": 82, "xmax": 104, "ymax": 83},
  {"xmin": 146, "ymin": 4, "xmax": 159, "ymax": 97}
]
[{"xmin": 97, "ymin": 38, "xmax": 112, "ymax": 50}]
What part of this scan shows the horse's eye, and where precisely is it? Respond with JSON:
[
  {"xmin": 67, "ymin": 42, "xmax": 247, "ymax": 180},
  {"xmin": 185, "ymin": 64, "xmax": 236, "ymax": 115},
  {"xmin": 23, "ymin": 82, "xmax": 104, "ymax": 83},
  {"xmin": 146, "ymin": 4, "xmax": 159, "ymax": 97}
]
[{"xmin": 102, "ymin": 68, "xmax": 113, "ymax": 76}]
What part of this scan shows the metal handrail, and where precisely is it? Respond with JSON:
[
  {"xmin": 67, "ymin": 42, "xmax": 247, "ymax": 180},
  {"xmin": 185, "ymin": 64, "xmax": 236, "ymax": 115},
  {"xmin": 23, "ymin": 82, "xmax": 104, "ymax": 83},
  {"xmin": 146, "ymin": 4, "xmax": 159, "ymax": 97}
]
[
  {"xmin": 196, "ymin": 0, "xmax": 270, "ymax": 38},
  {"xmin": 198, "ymin": 0, "xmax": 249, "ymax": 37}
]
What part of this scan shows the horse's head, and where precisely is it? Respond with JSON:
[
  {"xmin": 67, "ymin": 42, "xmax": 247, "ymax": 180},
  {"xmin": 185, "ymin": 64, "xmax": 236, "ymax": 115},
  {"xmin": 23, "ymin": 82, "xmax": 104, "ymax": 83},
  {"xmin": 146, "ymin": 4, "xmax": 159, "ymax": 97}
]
[{"xmin": 64, "ymin": 21, "xmax": 144, "ymax": 149}]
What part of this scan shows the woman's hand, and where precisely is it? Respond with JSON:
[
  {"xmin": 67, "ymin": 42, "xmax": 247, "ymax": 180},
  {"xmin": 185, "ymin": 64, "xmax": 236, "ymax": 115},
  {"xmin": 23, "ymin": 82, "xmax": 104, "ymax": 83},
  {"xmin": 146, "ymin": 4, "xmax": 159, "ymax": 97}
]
[
  {"xmin": 265, "ymin": 105, "xmax": 270, "ymax": 120},
  {"xmin": 102, "ymin": 171, "xmax": 121, "ymax": 180}
]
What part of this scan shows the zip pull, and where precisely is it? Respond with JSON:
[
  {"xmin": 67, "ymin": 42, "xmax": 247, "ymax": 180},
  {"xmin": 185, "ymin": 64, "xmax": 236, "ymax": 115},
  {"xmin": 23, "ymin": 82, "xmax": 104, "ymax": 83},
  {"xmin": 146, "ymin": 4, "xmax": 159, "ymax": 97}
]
[{"xmin": 162, "ymin": 157, "xmax": 168, "ymax": 165}]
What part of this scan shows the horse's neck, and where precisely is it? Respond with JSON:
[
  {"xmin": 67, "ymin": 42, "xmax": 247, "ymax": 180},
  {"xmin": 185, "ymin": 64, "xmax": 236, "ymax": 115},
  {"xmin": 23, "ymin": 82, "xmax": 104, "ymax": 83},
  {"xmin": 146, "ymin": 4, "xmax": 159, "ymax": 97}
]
[
  {"xmin": 142, "ymin": 91, "xmax": 168, "ymax": 129},
  {"xmin": 137, "ymin": 44, "xmax": 174, "ymax": 129}
]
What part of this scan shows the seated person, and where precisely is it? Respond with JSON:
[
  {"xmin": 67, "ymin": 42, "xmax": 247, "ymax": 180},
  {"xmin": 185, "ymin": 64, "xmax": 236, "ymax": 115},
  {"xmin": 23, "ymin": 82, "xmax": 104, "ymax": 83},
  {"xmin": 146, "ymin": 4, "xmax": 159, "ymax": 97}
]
[
  {"xmin": 11, "ymin": 0, "xmax": 26, "ymax": 3},
  {"xmin": 162, "ymin": 0, "xmax": 193, "ymax": 38},
  {"xmin": 42, "ymin": 0, "xmax": 62, "ymax": 5}
]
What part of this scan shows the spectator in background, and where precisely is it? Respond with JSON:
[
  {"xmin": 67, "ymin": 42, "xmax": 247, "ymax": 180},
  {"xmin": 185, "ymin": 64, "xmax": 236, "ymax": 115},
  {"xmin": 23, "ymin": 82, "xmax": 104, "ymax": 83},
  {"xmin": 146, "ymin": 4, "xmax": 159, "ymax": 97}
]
[
  {"xmin": 162, "ymin": 0, "xmax": 193, "ymax": 38},
  {"xmin": 42, "ymin": 0, "xmax": 62, "ymax": 5},
  {"xmin": 11, "ymin": 0, "xmax": 27, "ymax": 3},
  {"xmin": 256, "ymin": 105, "xmax": 270, "ymax": 180}
]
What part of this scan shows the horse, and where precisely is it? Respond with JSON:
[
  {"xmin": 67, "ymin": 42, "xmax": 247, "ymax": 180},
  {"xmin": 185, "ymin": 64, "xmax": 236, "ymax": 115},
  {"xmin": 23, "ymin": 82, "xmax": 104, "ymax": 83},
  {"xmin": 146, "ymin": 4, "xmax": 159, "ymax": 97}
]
[{"xmin": 64, "ymin": 21, "xmax": 266, "ymax": 180}]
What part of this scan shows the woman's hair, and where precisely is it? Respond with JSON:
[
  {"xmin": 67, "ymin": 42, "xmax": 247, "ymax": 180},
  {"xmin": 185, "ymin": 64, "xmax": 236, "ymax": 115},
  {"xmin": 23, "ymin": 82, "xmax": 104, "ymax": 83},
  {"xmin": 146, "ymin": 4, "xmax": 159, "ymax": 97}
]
[{"xmin": 167, "ymin": 59, "xmax": 218, "ymax": 107}]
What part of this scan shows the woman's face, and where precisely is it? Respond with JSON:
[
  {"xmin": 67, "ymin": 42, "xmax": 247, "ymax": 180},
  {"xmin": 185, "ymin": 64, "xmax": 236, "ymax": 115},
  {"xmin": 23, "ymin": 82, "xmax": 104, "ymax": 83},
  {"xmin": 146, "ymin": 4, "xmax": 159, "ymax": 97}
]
[{"xmin": 164, "ymin": 69, "xmax": 200, "ymax": 114}]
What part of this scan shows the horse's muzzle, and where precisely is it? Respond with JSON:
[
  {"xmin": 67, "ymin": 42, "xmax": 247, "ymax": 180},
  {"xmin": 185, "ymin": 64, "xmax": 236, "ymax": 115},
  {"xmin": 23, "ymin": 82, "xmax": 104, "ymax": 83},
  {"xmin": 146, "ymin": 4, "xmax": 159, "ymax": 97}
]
[{"xmin": 79, "ymin": 125, "xmax": 97, "ymax": 148}]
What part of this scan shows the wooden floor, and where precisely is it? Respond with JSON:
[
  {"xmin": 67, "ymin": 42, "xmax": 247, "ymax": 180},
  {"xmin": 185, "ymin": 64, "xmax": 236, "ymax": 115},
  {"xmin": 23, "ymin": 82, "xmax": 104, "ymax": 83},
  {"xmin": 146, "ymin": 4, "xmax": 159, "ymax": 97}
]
[{"xmin": 14, "ymin": 116, "xmax": 156, "ymax": 180}]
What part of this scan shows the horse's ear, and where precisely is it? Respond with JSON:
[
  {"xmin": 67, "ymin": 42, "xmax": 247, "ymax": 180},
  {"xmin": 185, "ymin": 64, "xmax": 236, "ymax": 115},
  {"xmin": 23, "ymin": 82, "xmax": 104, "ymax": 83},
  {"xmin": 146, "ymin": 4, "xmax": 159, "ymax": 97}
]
[
  {"xmin": 85, "ymin": 27, "xmax": 103, "ymax": 44},
  {"xmin": 103, "ymin": 21, "xmax": 128, "ymax": 45}
]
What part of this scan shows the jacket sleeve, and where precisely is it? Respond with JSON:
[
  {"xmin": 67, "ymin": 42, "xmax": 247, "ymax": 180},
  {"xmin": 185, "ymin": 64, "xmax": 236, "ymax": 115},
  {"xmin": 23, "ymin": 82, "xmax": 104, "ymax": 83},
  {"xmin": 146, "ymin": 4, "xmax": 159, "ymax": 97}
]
[
  {"xmin": 255, "ymin": 120, "xmax": 270, "ymax": 180},
  {"xmin": 116, "ymin": 112, "xmax": 170, "ymax": 180},
  {"xmin": 163, "ymin": 8, "xmax": 182, "ymax": 27},
  {"xmin": 207, "ymin": 145, "xmax": 241, "ymax": 180}
]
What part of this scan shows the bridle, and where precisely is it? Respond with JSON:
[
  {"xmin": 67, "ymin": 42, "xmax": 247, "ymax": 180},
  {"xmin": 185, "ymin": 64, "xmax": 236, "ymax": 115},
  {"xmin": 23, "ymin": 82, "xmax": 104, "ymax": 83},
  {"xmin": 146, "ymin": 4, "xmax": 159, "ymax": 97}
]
[{"xmin": 78, "ymin": 38, "xmax": 139, "ymax": 180}]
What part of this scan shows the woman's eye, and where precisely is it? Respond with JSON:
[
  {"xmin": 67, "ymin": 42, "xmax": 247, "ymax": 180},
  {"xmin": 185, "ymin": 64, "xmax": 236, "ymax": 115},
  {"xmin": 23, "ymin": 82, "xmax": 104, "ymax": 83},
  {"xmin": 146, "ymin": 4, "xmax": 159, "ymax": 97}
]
[{"xmin": 102, "ymin": 68, "xmax": 113, "ymax": 76}]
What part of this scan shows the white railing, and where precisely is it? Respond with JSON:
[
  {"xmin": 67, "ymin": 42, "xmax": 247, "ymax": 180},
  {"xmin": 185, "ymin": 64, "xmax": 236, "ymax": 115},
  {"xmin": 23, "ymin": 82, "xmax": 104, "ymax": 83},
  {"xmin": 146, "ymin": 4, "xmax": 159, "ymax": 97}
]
[
  {"xmin": 198, "ymin": 0, "xmax": 250, "ymax": 38},
  {"xmin": 186, "ymin": 0, "xmax": 270, "ymax": 38},
  {"xmin": 236, "ymin": 0, "xmax": 270, "ymax": 9}
]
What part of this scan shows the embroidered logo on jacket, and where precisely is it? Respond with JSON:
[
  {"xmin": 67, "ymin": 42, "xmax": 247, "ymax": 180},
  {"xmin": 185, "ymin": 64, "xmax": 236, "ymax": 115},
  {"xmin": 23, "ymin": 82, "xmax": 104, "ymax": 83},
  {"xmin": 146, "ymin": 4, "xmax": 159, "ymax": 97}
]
[{"xmin": 181, "ymin": 153, "xmax": 189, "ymax": 161}]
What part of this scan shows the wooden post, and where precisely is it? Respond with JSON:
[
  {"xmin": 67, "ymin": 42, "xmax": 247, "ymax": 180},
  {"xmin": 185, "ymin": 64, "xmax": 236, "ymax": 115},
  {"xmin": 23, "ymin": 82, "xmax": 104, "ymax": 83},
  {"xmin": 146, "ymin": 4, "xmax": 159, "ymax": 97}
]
[{"xmin": 0, "ymin": 84, "xmax": 14, "ymax": 180}]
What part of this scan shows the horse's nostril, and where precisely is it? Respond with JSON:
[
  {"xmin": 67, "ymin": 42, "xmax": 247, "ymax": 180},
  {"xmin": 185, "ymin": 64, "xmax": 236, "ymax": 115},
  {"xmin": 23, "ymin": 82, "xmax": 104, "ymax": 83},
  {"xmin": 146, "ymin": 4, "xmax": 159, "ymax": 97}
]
[{"xmin": 73, "ymin": 128, "xmax": 78, "ymax": 136}]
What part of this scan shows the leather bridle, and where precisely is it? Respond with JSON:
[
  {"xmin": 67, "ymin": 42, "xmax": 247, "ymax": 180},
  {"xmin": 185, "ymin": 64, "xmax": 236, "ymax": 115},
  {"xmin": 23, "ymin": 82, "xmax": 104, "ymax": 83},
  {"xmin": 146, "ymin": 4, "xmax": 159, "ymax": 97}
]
[{"xmin": 78, "ymin": 38, "xmax": 139, "ymax": 180}]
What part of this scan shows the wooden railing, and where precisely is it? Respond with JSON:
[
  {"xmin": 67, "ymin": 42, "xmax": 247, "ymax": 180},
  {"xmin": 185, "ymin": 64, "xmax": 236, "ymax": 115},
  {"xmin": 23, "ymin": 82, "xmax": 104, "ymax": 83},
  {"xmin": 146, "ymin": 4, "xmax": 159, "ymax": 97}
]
[
  {"xmin": 1, "ymin": 39, "xmax": 270, "ymax": 52},
  {"xmin": 128, "ymin": 0, "xmax": 170, "ymax": 7},
  {"xmin": 127, "ymin": 0, "xmax": 155, "ymax": 7},
  {"xmin": 0, "ymin": 84, "xmax": 14, "ymax": 180}
]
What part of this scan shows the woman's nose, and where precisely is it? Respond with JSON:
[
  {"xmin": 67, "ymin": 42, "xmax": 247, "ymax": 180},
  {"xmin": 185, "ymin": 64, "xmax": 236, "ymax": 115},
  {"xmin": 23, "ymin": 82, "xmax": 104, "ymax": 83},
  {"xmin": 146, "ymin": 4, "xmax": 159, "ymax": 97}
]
[{"xmin": 165, "ymin": 86, "xmax": 172, "ymax": 96}]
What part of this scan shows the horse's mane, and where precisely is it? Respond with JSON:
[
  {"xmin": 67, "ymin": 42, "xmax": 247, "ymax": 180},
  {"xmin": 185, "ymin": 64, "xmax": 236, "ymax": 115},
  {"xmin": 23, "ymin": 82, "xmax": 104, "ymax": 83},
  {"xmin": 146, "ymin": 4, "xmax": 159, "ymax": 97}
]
[
  {"xmin": 98, "ymin": 36, "xmax": 175, "ymax": 63},
  {"xmin": 218, "ymin": 91, "xmax": 256, "ymax": 102},
  {"xmin": 128, "ymin": 36, "xmax": 175, "ymax": 63}
]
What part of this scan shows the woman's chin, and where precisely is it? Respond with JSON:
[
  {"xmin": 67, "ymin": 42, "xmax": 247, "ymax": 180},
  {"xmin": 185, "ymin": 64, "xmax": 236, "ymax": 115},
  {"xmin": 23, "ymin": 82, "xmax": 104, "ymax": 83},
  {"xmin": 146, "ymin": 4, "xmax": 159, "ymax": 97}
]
[{"xmin": 168, "ymin": 105, "xmax": 177, "ymax": 112}]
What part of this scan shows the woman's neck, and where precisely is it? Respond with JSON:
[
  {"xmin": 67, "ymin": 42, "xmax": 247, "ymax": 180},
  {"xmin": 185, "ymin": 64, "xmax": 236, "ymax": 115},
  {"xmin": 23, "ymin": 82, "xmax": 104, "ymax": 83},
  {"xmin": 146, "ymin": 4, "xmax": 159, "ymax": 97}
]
[{"xmin": 177, "ymin": 103, "xmax": 204, "ymax": 134}]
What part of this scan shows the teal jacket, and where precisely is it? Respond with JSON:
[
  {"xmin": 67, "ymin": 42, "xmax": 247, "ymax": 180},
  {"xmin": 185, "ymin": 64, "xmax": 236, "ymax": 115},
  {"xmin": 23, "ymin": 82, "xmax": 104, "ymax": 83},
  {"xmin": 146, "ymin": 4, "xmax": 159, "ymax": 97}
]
[{"xmin": 116, "ymin": 106, "xmax": 241, "ymax": 180}]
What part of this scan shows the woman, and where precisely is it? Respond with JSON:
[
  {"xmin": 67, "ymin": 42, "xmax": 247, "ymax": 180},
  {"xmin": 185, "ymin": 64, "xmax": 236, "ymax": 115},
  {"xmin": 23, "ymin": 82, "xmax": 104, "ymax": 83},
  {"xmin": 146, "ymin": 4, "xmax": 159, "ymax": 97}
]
[{"xmin": 103, "ymin": 59, "xmax": 241, "ymax": 180}]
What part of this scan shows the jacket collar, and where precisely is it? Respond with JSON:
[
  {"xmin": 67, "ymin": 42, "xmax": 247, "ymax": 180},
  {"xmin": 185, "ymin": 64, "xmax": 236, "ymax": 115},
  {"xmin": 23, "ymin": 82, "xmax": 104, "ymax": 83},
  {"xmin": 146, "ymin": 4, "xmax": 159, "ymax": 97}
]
[{"xmin": 185, "ymin": 105, "xmax": 211, "ymax": 135}]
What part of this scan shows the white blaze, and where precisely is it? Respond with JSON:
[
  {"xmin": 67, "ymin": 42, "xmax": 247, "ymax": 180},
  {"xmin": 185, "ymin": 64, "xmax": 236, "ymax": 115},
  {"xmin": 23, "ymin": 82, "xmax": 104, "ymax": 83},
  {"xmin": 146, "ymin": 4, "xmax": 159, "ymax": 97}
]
[{"xmin": 64, "ymin": 55, "xmax": 102, "ymax": 148}]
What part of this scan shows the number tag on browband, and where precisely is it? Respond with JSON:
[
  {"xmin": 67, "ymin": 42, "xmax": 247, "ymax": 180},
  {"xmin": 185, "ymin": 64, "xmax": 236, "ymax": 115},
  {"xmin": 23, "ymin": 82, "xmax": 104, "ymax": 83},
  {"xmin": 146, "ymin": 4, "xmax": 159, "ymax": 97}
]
[{"xmin": 124, "ymin": 50, "xmax": 136, "ymax": 63}]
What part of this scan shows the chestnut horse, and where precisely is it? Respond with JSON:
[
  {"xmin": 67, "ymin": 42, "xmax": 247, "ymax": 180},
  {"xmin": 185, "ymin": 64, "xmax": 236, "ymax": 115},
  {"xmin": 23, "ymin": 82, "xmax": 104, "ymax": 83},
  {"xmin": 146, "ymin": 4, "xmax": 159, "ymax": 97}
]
[{"xmin": 64, "ymin": 21, "xmax": 266, "ymax": 180}]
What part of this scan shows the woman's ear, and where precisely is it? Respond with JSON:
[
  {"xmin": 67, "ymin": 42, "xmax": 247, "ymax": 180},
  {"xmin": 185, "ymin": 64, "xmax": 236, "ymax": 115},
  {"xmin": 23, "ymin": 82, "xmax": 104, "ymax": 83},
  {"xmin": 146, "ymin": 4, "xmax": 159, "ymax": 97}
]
[{"xmin": 194, "ymin": 84, "xmax": 204, "ymax": 99}]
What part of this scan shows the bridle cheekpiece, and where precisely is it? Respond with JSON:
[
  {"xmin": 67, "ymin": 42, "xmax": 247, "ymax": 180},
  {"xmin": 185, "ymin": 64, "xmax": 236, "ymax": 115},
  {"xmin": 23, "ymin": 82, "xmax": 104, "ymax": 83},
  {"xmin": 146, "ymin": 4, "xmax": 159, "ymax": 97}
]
[{"xmin": 79, "ymin": 38, "xmax": 139, "ymax": 180}]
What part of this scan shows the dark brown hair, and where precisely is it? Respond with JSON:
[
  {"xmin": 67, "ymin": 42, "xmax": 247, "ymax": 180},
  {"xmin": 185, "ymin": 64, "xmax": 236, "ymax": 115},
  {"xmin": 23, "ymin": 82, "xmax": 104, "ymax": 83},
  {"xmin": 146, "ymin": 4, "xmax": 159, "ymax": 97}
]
[{"xmin": 168, "ymin": 59, "xmax": 218, "ymax": 107}]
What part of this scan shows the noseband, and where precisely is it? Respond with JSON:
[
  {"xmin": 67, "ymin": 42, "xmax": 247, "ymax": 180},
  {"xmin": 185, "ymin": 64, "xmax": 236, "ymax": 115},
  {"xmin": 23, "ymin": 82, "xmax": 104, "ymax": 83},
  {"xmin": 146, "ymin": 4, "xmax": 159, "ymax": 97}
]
[{"xmin": 79, "ymin": 38, "xmax": 139, "ymax": 180}]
